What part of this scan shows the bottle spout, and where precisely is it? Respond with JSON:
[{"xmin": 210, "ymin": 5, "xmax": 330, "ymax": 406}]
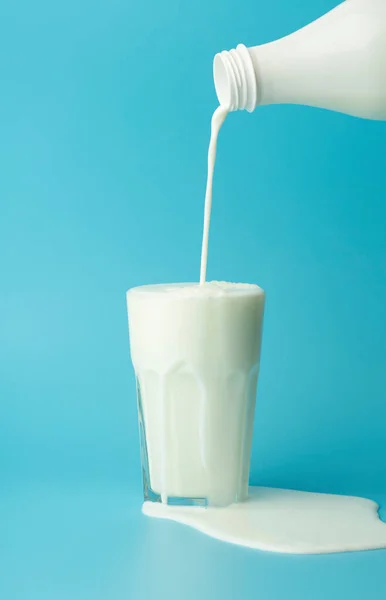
[
  {"xmin": 213, "ymin": 54, "xmax": 232, "ymax": 108},
  {"xmin": 213, "ymin": 45, "xmax": 259, "ymax": 112}
]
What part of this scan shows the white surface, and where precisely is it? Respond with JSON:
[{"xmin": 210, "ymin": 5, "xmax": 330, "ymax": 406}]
[
  {"xmin": 143, "ymin": 486, "xmax": 386, "ymax": 554},
  {"xmin": 214, "ymin": 0, "xmax": 386, "ymax": 118},
  {"xmin": 127, "ymin": 282, "xmax": 265, "ymax": 506},
  {"xmin": 199, "ymin": 106, "xmax": 228, "ymax": 284}
]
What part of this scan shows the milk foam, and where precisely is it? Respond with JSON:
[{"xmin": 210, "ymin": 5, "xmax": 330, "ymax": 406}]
[{"xmin": 132, "ymin": 281, "xmax": 262, "ymax": 298}]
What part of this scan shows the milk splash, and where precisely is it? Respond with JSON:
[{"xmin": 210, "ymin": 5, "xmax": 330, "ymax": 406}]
[{"xmin": 144, "ymin": 486, "xmax": 386, "ymax": 555}]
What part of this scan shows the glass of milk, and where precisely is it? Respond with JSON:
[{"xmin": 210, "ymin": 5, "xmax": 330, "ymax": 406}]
[{"xmin": 127, "ymin": 282, "xmax": 265, "ymax": 507}]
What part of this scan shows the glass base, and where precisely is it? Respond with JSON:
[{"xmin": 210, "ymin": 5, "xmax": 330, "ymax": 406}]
[
  {"xmin": 165, "ymin": 496, "xmax": 208, "ymax": 507},
  {"xmin": 144, "ymin": 487, "xmax": 208, "ymax": 507},
  {"xmin": 137, "ymin": 377, "xmax": 208, "ymax": 507}
]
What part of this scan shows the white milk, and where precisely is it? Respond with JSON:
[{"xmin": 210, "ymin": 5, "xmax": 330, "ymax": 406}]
[
  {"xmin": 144, "ymin": 486, "xmax": 386, "ymax": 555},
  {"xmin": 127, "ymin": 281, "xmax": 265, "ymax": 507},
  {"xmin": 128, "ymin": 106, "xmax": 386, "ymax": 555},
  {"xmin": 129, "ymin": 26, "xmax": 386, "ymax": 551},
  {"xmin": 199, "ymin": 106, "xmax": 228, "ymax": 284}
]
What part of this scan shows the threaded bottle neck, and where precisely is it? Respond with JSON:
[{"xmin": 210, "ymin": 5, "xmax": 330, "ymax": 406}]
[{"xmin": 213, "ymin": 44, "xmax": 258, "ymax": 112}]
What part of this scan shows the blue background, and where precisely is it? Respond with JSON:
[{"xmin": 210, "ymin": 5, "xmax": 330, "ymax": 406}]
[{"xmin": 1, "ymin": 0, "xmax": 386, "ymax": 597}]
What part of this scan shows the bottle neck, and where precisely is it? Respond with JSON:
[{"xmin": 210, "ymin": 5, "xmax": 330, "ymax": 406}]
[{"xmin": 213, "ymin": 44, "xmax": 259, "ymax": 112}]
